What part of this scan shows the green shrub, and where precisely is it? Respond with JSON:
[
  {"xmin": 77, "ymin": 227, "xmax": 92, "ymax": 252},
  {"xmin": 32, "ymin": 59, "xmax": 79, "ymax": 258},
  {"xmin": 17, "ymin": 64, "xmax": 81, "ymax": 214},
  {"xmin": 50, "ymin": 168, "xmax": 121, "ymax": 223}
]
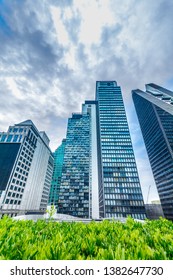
[{"xmin": 0, "ymin": 216, "xmax": 173, "ymax": 260}]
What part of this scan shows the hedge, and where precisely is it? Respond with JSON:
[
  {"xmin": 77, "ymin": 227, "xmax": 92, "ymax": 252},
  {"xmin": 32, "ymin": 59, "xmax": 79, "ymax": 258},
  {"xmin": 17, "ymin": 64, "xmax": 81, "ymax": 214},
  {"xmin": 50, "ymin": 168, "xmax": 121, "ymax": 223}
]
[{"xmin": 0, "ymin": 216, "xmax": 173, "ymax": 260}]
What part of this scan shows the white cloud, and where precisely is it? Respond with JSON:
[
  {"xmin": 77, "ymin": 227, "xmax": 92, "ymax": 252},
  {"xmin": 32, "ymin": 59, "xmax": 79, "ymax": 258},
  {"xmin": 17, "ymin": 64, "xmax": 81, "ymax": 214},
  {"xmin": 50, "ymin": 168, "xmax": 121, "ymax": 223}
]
[
  {"xmin": 6, "ymin": 78, "xmax": 24, "ymax": 100},
  {"xmin": 0, "ymin": 0, "xmax": 173, "ymax": 202},
  {"xmin": 50, "ymin": 6, "xmax": 70, "ymax": 46},
  {"xmin": 74, "ymin": 0, "xmax": 114, "ymax": 45}
]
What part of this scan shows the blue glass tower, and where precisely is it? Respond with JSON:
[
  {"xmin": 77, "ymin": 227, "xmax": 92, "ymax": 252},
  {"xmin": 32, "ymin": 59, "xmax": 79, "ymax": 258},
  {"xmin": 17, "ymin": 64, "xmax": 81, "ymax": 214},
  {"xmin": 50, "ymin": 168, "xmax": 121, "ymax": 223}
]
[
  {"xmin": 49, "ymin": 139, "xmax": 66, "ymax": 208},
  {"xmin": 96, "ymin": 81, "xmax": 146, "ymax": 219},
  {"xmin": 132, "ymin": 83, "xmax": 173, "ymax": 220},
  {"xmin": 58, "ymin": 111, "xmax": 91, "ymax": 218}
]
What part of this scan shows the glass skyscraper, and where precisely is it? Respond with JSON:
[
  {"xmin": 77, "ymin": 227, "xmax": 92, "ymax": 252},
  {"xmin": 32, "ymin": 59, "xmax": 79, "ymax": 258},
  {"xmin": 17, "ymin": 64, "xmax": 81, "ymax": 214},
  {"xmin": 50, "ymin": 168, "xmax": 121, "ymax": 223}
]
[
  {"xmin": 58, "ymin": 111, "xmax": 91, "ymax": 218},
  {"xmin": 96, "ymin": 81, "xmax": 146, "ymax": 219},
  {"xmin": 53, "ymin": 81, "xmax": 146, "ymax": 219},
  {"xmin": 49, "ymin": 139, "xmax": 66, "ymax": 207},
  {"xmin": 57, "ymin": 101, "xmax": 99, "ymax": 219},
  {"xmin": 132, "ymin": 83, "xmax": 173, "ymax": 220}
]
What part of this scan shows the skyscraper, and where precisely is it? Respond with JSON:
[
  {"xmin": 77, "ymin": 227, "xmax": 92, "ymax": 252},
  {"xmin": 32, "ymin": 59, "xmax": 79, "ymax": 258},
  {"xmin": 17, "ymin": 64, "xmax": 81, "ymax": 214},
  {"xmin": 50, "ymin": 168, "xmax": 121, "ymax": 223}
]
[
  {"xmin": 132, "ymin": 83, "xmax": 173, "ymax": 220},
  {"xmin": 56, "ymin": 81, "xmax": 146, "ymax": 219},
  {"xmin": 58, "ymin": 109, "xmax": 91, "ymax": 218},
  {"xmin": 49, "ymin": 139, "xmax": 66, "ymax": 207},
  {"xmin": 0, "ymin": 120, "xmax": 53, "ymax": 217},
  {"xmin": 96, "ymin": 81, "xmax": 146, "ymax": 219},
  {"xmin": 56, "ymin": 101, "xmax": 99, "ymax": 219}
]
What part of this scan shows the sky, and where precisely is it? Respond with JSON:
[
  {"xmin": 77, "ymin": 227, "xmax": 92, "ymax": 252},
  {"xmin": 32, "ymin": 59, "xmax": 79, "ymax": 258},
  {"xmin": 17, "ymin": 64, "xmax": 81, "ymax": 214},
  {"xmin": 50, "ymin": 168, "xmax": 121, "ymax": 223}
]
[{"xmin": 0, "ymin": 0, "xmax": 173, "ymax": 203}]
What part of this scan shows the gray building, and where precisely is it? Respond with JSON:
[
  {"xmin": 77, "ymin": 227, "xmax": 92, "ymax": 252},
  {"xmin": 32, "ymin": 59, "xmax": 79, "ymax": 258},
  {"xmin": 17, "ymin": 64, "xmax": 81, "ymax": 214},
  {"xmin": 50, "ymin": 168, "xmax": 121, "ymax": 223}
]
[
  {"xmin": 0, "ymin": 120, "xmax": 53, "ymax": 217},
  {"xmin": 145, "ymin": 202, "xmax": 164, "ymax": 220},
  {"xmin": 132, "ymin": 83, "xmax": 173, "ymax": 220}
]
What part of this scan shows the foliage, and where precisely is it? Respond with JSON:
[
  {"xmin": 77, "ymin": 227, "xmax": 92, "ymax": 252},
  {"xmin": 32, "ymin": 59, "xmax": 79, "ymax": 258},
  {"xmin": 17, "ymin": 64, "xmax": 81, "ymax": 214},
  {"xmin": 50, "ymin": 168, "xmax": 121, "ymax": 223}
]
[
  {"xmin": 46, "ymin": 205, "xmax": 56, "ymax": 220},
  {"xmin": 0, "ymin": 216, "xmax": 173, "ymax": 260}
]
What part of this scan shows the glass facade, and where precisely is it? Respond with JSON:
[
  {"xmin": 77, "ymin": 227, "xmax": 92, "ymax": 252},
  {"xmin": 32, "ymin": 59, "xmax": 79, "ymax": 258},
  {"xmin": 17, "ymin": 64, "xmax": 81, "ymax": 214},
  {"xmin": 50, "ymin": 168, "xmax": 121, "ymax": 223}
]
[
  {"xmin": 56, "ymin": 81, "xmax": 146, "ymax": 220},
  {"xmin": 58, "ymin": 113, "xmax": 90, "ymax": 218},
  {"xmin": 49, "ymin": 139, "xmax": 66, "ymax": 207},
  {"xmin": 132, "ymin": 84, "xmax": 173, "ymax": 220},
  {"xmin": 96, "ymin": 81, "xmax": 146, "ymax": 219},
  {"xmin": 0, "ymin": 143, "xmax": 20, "ymax": 192}
]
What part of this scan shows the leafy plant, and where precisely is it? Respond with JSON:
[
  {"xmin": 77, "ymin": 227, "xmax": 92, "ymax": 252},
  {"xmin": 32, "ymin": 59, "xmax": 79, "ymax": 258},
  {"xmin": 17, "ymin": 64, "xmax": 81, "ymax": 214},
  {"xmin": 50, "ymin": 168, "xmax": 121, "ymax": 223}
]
[
  {"xmin": 46, "ymin": 205, "xmax": 56, "ymax": 220},
  {"xmin": 0, "ymin": 216, "xmax": 173, "ymax": 260}
]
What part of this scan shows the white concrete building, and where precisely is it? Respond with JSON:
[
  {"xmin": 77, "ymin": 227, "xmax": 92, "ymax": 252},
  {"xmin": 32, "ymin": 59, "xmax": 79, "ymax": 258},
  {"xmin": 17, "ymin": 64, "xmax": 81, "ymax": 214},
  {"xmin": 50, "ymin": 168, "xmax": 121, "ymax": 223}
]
[{"xmin": 0, "ymin": 120, "xmax": 53, "ymax": 217}]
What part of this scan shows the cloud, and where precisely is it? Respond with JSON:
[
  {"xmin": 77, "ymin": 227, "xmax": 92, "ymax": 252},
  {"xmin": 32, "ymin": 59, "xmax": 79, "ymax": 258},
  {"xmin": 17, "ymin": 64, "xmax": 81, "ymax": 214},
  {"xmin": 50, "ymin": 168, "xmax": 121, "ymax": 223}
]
[{"xmin": 0, "ymin": 0, "xmax": 173, "ymax": 201}]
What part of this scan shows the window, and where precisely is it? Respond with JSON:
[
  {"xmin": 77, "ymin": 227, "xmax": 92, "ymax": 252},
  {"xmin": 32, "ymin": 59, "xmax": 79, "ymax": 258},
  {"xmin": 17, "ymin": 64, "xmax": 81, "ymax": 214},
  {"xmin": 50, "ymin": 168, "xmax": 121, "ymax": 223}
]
[
  {"xmin": 18, "ymin": 135, "xmax": 23, "ymax": 142},
  {"xmin": 7, "ymin": 134, "xmax": 13, "ymax": 142},
  {"xmin": 13, "ymin": 135, "xmax": 19, "ymax": 142},
  {"xmin": 1, "ymin": 134, "xmax": 7, "ymax": 142}
]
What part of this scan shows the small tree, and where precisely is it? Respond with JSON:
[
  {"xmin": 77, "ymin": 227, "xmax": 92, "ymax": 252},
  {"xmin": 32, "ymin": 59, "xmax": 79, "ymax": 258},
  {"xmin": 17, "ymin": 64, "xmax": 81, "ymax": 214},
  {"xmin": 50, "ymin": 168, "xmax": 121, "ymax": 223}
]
[{"xmin": 46, "ymin": 205, "xmax": 56, "ymax": 220}]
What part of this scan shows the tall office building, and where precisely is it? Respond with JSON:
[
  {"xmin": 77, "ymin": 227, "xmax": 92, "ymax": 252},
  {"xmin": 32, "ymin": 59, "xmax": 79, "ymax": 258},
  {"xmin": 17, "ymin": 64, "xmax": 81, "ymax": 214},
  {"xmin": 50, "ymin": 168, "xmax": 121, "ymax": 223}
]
[
  {"xmin": 132, "ymin": 83, "xmax": 173, "ymax": 220},
  {"xmin": 0, "ymin": 120, "xmax": 54, "ymax": 217},
  {"xmin": 58, "ymin": 101, "xmax": 99, "ymax": 218},
  {"xmin": 58, "ymin": 109, "xmax": 90, "ymax": 218},
  {"xmin": 57, "ymin": 81, "xmax": 146, "ymax": 219},
  {"xmin": 49, "ymin": 139, "xmax": 66, "ymax": 207},
  {"xmin": 96, "ymin": 81, "xmax": 146, "ymax": 219}
]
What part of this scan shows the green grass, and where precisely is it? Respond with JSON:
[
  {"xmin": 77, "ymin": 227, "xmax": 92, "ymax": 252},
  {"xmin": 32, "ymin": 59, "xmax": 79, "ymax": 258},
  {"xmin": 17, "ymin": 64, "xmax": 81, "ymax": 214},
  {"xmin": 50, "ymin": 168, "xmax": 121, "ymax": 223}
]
[{"xmin": 0, "ymin": 216, "xmax": 173, "ymax": 260}]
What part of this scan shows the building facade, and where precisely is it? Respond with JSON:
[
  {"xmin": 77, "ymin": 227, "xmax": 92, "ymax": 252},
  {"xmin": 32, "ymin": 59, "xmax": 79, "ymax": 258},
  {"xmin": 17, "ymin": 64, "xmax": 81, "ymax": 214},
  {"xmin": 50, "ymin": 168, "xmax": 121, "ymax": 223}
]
[
  {"xmin": 49, "ymin": 139, "xmax": 66, "ymax": 207},
  {"xmin": 132, "ymin": 83, "xmax": 173, "ymax": 220},
  {"xmin": 145, "ymin": 201, "xmax": 164, "ymax": 220},
  {"xmin": 96, "ymin": 81, "xmax": 146, "ymax": 219},
  {"xmin": 0, "ymin": 120, "xmax": 53, "ymax": 217},
  {"xmin": 56, "ymin": 81, "xmax": 146, "ymax": 219},
  {"xmin": 58, "ymin": 109, "xmax": 91, "ymax": 218}
]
